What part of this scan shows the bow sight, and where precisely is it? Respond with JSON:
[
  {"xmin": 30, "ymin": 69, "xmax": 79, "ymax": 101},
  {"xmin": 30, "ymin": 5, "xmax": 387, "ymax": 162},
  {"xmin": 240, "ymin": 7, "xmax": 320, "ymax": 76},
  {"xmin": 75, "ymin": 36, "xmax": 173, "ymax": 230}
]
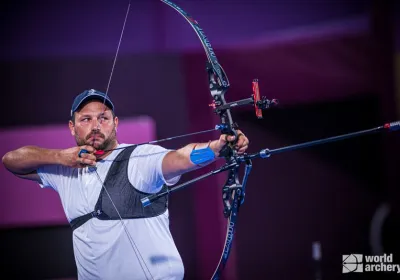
[{"xmin": 208, "ymin": 79, "xmax": 279, "ymax": 119}]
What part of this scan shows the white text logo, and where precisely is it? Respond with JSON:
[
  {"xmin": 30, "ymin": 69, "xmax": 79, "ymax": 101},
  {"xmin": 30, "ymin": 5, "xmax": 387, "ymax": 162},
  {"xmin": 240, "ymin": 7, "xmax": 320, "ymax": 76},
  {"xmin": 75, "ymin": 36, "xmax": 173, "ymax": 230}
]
[{"xmin": 342, "ymin": 253, "xmax": 400, "ymax": 273}]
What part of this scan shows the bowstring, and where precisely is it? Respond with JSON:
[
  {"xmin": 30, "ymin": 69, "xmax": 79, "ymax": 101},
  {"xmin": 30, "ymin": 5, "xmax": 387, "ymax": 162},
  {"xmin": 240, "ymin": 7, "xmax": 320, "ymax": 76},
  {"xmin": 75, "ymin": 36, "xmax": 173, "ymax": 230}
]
[
  {"xmin": 93, "ymin": 172, "xmax": 153, "ymax": 279},
  {"xmin": 90, "ymin": 1, "xmax": 154, "ymax": 279},
  {"xmin": 102, "ymin": 1, "xmax": 131, "ymax": 115}
]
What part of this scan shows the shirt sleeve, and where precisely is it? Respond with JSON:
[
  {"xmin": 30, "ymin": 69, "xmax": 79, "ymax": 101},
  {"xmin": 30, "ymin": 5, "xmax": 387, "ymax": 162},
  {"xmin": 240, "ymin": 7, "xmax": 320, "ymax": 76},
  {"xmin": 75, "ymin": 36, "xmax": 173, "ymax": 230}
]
[
  {"xmin": 37, "ymin": 164, "xmax": 72, "ymax": 192},
  {"xmin": 128, "ymin": 144, "xmax": 181, "ymax": 193}
]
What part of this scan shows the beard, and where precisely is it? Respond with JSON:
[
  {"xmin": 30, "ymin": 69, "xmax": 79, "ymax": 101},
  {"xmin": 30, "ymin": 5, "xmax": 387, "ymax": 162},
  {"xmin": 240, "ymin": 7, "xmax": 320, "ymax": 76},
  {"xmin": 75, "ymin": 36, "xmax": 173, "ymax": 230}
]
[{"xmin": 74, "ymin": 126, "xmax": 117, "ymax": 151}]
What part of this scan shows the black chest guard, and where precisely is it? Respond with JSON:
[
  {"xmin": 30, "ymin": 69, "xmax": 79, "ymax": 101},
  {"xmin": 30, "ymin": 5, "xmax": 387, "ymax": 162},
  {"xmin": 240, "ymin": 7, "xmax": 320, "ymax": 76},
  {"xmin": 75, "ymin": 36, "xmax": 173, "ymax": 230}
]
[{"xmin": 70, "ymin": 145, "xmax": 168, "ymax": 231}]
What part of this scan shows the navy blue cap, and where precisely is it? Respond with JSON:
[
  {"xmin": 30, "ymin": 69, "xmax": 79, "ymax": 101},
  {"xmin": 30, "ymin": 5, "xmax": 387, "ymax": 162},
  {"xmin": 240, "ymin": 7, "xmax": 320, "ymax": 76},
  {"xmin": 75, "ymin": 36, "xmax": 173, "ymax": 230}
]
[{"xmin": 71, "ymin": 89, "xmax": 115, "ymax": 117}]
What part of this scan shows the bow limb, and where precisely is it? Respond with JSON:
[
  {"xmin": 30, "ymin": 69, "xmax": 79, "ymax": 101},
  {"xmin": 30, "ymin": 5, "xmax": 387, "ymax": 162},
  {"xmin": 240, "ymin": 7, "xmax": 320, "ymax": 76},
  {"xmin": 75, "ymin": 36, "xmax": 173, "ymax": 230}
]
[
  {"xmin": 211, "ymin": 168, "xmax": 241, "ymax": 280},
  {"xmin": 159, "ymin": 0, "xmax": 237, "ymax": 152}
]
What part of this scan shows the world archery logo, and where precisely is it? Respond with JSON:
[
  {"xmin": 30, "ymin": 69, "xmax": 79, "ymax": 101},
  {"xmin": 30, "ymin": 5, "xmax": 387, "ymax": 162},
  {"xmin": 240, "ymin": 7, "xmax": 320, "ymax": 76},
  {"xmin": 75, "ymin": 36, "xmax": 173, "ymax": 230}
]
[
  {"xmin": 343, "ymin": 253, "xmax": 400, "ymax": 273},
  {"xmin": 343, "ymin": 254, "xmax": 363, "ymax": 273}
]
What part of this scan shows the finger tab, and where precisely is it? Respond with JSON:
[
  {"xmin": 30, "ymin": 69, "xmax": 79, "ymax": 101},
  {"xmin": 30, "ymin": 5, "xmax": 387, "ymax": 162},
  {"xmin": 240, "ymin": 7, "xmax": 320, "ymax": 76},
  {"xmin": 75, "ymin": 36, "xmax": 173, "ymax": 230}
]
[{"xmin": 78, "ymin": 149, "xmax": 88, "ymax": 158}]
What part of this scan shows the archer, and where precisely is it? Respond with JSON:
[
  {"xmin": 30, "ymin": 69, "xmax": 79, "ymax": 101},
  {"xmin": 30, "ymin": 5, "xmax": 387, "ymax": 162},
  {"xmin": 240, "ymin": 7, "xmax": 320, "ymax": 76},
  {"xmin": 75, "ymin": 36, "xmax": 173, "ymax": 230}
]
[{"xmin": 2, "ymin": 89, "xmax": 250, "ymax": 280}]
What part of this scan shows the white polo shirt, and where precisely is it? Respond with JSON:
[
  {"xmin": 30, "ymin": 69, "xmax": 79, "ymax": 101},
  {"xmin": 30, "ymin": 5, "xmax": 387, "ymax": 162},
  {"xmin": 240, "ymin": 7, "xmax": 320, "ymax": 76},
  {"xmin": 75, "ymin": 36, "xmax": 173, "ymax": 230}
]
[{"xmin": 37, "ymin": 143, "xmax": 184, "ymax": 280}]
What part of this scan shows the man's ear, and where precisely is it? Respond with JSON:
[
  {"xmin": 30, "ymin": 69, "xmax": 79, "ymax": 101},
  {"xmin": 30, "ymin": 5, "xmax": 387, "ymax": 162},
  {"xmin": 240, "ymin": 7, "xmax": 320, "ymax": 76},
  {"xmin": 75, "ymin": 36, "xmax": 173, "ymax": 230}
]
[
  {"xmin": 114, "ymin": 116, "xmax": 119, "ymax": 132},
  {"xmin": 69, "ymin": 120, "xmax": 75, "ymax": 136}
]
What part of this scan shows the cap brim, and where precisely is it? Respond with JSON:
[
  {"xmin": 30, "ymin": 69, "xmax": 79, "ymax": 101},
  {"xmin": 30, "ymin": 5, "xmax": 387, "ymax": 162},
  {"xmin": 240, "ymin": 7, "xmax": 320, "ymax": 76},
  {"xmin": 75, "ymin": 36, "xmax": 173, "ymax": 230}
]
[{"xmin": 71, "ymin": 94, "xmax": 114, "ymax": 116}]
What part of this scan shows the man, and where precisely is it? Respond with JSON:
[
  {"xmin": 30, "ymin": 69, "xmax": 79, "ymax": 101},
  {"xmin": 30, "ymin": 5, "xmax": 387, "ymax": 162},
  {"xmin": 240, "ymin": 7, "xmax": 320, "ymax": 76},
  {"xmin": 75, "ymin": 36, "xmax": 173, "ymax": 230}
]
[{"xmin": 2, "ymin": 89, "xmax": 250, "ymax": 280}]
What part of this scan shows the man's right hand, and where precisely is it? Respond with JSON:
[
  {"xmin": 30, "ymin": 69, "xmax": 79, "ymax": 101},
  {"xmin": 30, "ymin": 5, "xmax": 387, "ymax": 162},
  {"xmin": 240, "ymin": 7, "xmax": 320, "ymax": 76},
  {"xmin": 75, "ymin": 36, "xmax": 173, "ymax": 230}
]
[
  {"xmin": 2, "ymin": 145, "xmax": 99, "ymax": 184},
  {"xmin": 59, "ymin": 145, "xmax": 97, "ymax": 168}
]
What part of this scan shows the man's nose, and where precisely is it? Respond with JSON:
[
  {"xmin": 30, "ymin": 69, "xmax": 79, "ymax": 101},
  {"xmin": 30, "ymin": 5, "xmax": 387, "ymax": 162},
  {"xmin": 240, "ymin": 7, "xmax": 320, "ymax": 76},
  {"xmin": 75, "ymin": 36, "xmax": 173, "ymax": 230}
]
[{"xmin": 91, "ymin": 118, "xmax": 101, "ymax": 131}]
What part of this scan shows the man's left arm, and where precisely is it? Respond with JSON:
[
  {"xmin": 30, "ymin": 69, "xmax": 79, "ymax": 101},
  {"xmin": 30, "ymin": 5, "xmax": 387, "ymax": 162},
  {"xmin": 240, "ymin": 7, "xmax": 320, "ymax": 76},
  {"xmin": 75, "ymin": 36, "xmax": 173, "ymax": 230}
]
[{"xmin": 162, "ymin": 130, "xmax": 249, "ymax": 181}]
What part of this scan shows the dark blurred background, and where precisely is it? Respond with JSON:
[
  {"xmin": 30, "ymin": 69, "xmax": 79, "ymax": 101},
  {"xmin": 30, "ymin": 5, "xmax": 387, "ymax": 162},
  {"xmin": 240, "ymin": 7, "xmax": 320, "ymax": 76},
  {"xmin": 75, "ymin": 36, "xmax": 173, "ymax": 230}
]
[{"xmin": 0, "ymin": 0, "xmax": 399, "ymax": 279}]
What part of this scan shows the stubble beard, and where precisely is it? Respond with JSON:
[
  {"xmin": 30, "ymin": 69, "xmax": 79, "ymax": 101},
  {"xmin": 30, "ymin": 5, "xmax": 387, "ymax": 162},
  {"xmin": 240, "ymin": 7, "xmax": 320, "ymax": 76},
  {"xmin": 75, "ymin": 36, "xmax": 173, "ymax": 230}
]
[{"xmin": 75, "ymin": 125, "xmax": 117, "ymax": 151}]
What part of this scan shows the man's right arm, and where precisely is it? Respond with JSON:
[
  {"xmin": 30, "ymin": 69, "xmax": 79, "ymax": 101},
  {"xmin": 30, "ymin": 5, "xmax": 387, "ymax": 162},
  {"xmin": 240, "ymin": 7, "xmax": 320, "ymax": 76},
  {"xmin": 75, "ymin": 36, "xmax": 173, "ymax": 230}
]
[{"xmin": 2, "ymin": 145, "xmax": 97, "ymax": 183}]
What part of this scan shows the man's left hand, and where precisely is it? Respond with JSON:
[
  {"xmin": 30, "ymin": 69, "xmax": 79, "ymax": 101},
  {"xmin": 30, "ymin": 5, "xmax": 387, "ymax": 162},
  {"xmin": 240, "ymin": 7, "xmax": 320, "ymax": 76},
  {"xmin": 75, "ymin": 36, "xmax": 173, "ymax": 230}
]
[{"xmin": 211, "ymin": 130, "xmax": 250, "ymax": 156}]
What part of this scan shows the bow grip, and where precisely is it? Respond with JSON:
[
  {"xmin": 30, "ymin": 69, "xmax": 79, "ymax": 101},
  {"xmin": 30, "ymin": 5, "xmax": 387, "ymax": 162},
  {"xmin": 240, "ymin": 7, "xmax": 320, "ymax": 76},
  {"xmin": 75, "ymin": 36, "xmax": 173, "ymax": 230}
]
[{"xmin": 219, "ymin": 127, "xmax": 239, "ymax": 158}]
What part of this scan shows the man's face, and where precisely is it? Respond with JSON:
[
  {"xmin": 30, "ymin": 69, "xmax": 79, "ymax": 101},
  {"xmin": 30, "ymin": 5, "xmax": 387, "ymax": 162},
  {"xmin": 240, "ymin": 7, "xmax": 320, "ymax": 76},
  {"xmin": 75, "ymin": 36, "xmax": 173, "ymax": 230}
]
[{"xmin": 68, "ymin": 100, "xmax": 119, "ymax": 151}]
